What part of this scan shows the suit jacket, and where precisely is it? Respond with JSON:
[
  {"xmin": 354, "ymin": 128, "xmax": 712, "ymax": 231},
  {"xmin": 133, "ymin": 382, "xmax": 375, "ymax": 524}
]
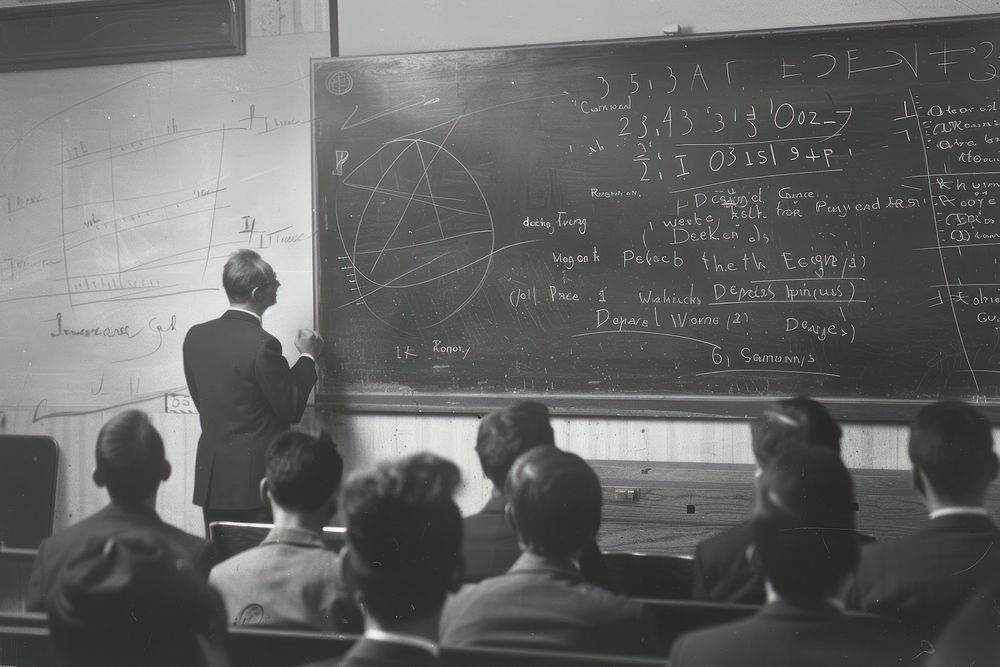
[
  {"xmin": 691, "ymin": 521, "xmax": 766, "ymax": 603},
  {"xmin": 26, "ymin": 502, "xmax": 216, "ymax": 611},
  {"xmin": 461, "ymin": 496, "xmax": 613, "ymax": 590},
  {"xmin": 440, "ymin": 552, "xmax": 658, "ymax": 656},
  {"xmin": 670, "ymin": 599, "xmax": 917, "ymax": 667},
  {"xmin": 209, "ymin": 526, "xmax": 359, "ymax": 631},
  {"xmin": 183, "ymin": 309, "xmax": 317, "ymax": 509},
  {"xmin": 848, "ymin": 513, "xmax": 1000, "ymax": 639},
  {"xmin": 928, "ymin": 573, "xmax": 1000, "ymax": 667},
  {"xmin": 306, "ymin": 638, "xmax": 438, "ymax": 667}
]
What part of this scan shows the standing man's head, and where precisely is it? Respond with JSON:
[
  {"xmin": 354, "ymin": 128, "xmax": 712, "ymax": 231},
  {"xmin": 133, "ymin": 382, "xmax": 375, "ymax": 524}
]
[
  {"xmin": 262, "ymin": 431, "xmax": 344, "ymax": 529},
  {"xmin": 909, "ymin": 400, "xmax": 997, "ymax": 508},
  {"xmin": 341, "ymin": 453, "xmax": 463, "ymax": 636},
  {"xmin": 223, "ymin": 249, "xmax": 279, "ymax": 315},
  {"xmin": 753, "ymin": 445, "xmax": 859, "ymax": 607},
  {"xmin": 751, "ymin": 396, "xmax": 842, "ymax": 470},
  {"xmin": 93, "ymin": 410, "xmax": 171, "ymax": 508},
  {"xmin": 505, "ymin": 446, "xmax": 602, "ymax": 561},
  {"xmin": 476, "ymin": 400, "xmax": 555, "ymax": 491}
]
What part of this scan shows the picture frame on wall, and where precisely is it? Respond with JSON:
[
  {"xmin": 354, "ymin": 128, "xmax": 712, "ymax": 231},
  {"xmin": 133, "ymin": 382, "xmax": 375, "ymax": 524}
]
[{"xmin": 0, "ymin": 0, "xmax": 246, "ymax": 72}]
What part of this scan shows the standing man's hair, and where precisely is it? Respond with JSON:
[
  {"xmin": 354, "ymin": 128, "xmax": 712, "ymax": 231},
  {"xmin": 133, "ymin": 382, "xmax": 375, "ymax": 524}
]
[
  {"xmin": 475, "ymin": 400, "xmax": 555, "ymax": 489},
  {"xmin": 222, "ymin": 249, "xmax": 274, "ymax": 302},
  {"xmin": 94, "ymin": 410, "xmax": 168, "ymax": 505},
  {"xmin": 506, "ymin": 446, "xmax": 602, "ymax": 560},
  {"xmin": 341, "ymin": 453, "xmax": 462, "ymax": 627},
  {"xmin": 752, "ymin": 396, "xmax": 842, "ymax": 468},
  {"xmin": 753, "ymin": 445, "xmax": 859, "ymax": 605},
  {"xmin": 909, "ymin": 400, "xmax": 997, "ymax": 503},
  {"xmin": 265, "ymin": 431, "xmax": 343, "ymax": 512}
]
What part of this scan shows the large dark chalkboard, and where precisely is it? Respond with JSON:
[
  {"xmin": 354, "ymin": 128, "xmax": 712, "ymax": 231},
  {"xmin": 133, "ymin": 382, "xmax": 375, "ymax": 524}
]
[{"xmin": 312, "ymin": 15, "xmax": 1000, "ymax": 419}]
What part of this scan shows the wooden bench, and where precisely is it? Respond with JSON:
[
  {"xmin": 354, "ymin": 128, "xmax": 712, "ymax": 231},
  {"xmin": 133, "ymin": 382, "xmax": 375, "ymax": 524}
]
[{"xmin": 592, "ymin": 460, "xmax": 1000, "ymax": 553}]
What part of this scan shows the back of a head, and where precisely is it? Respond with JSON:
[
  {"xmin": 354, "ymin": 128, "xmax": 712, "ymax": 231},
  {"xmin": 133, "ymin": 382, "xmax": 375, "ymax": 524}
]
[
  {"xmin": 754, "ymin": 445, "xmax": 859, "ymax": 605},
  {"xmin": 341, "ymin": 452, "xmax": 462, "ymax": 628},
  {"xmin": 95, "ymin": 410, "xmax": 167, "ymax": 505},
  {"xmin": 222, "ymin": 248, "xmax": 273, "ymax": 303},
  {"xmin": 47, "ymin": 533, "xmax": 223, "ymax": 667},
  {"xmin": 505, "ymin": 445, "xmax": 602, "ymax": 560},
  {"xmin": 266, "ymin": 431, "xmax": 344, "ymax": 512},
  {"xmin": 751, "ymin": 396, "xmax": 842, "ymax": 467},
  {"xmin": 909, "ymin": 400, "xmax": 997, "ymax": 503},
  {"xmin": 475, "ymin": 400, "xmax": 555, "ymax": 489}
]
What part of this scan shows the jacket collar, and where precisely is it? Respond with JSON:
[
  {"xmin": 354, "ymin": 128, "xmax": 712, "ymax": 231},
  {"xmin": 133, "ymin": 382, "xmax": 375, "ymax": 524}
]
[
  {"xmin": 507, "ymin": 551, "xmax": 583, "ymax": 581},
  {"xmin": 223, "ymin": 307, "xmax": 262, "ymax": 325},
  {"xmin": 100, "ymin": 500, "xmax": 162, "ymax": 522},
  {"xmin": 759, "ymin": 598, "xmax": 844, "ymax": 620},
  {"xmin": 479, "ymin": 495, "xmax": 506, "ymax": 515},
  {"xmin": 261, "ymin": 526, "xmax": 326, "ymax": 549}
]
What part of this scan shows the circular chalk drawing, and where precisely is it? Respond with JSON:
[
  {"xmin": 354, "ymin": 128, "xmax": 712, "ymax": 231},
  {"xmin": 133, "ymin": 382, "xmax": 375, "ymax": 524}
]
[
  {"xmin": 335, "ymin": 138, "xmax": 495, "ymax": 332},
  {"xmin": 326, "ymin": 71, "xmax": 354, "ymax": 96}
]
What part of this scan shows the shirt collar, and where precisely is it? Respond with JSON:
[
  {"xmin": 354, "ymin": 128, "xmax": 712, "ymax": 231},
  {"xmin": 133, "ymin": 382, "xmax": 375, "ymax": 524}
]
[
  {"xmin": 262, "ymin": 526, "xmax": 326, "ymax": 548},
  {"xmin": 363, "ymin": 628, "xmax": 439, "ymax": 657},
  {"xmin": 225, "ymin": 306, "xmax": 261, "ymax": 324},
  {"xmin": 929, "ymin": 506, "xmax": 990, "ymax": 520}
]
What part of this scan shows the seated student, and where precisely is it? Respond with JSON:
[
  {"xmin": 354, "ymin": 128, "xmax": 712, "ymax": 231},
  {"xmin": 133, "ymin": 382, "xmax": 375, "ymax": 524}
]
[
  {"xmin": 465, "ymin": 400, "xmax": 610, "ymax": 588},
  {"xmin": 849, "ymin": 399, "xmax": 1000, "ymax": 639},
  {"xmin": 692, "ymin": 396, "xmax": 842, "ymax": 603},
  {"xmin": 46, "ymin": 532, "xmax": 228, "ymax": 667},
  {"xmin": 27, "ymin": 410, "xmax": 216, "ymax": 610},
  {"xmin": 441, "ymin": 446, "xmax": 658, "ymax": 656},
  {"xmin": 310, "ymin": 452, "xmax": 464, "ymax": 667},
  {"xmin": 671, "ymin": 446, "xmax": 915, "ymax": 667},
  {"xmin": 927, "ymin": 573, "xmax": 1000, "ymax": 667},
  {"xmin": 209, "ymin": 431, "xmax": 359, "ymax": 631}
]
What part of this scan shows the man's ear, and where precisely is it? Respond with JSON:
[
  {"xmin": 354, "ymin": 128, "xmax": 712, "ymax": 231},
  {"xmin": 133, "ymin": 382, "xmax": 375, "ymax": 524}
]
[
  {"xmin": 160, "ymin": 460, "xmax": 172, "ymax": 482},
  {"xmin": 912, "ymin": 467, "xmax": 926, "ymax": 496},
  {"xmin": 449, "ymin": 556, "xmax": 465, "ymax": 593},
  {"xmin": 259, "ymin": 479, "xmax": 270, "ymax": 505},
  {"xmin": 92, "ymin": 467, "xmax": 106, "ymax": 488},
  {"xmin": 988, "ymin": 452, "xmax": 999, "ymax": 482},
  {"xmin": 504, "ymin": 503, "xmax": 517, "ymax": 533}
]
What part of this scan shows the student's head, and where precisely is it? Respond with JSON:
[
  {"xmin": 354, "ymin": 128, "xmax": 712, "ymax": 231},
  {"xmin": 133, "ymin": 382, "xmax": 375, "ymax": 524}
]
[
  {"xmin": 909, "ymin": 400, "xmax": 998, "ymax": 505},
  {"xmin": 222, "ymin": 249, "xmax": 279, "ymax": 310},
  {"xmin": 753, "ymin": 446, "xmax": 859, "ymax": 605},
  {"xmin": 47, "ymin": 533, "xmax": 226, "ymax": 667},
  {"xmin": 505, "ymin": 446, "xmax": 602, "ymax": 560},
  {"xmin": 751, "ymin": 396, "xmax": 842, "ymax": 469},
  {"xmin": 262, "ymin": 431, "xmax": 343, "ymax": 517},
  {"xmin": 341, "ymin": 453, "xmax": 463, "ymax": 630},
  {"xmin": 476, "ymin": 400, "xmax": 555, "ymax": 490},
  {"xmin": 93, "ymin": 410, "xmax": 170, "ymax": 506}
]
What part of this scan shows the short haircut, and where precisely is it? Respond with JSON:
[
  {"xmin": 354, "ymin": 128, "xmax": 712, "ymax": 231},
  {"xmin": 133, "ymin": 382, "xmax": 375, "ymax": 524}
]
[
  {"xmin": 752, "ymin": 396, "xmax": 842, "ymax": 467},
  {"xmin": 506, "ymin": 446, "xmax": 602, "ymax": 559},
  {"xmin": 222, "ymin": 249, "xmax": 274, "ymax": 302},
  {"xmin": 94, "ymin": 410, "xmax": 166, "ymax": 505},
  {"xmin": 753, "ymin": 446, "xmax": 859, "ymax": 604},
  {"xmin": 341, "ymin": 453, "xmax": 462, "ymax": 627},
  {"xmin": 909, "ymin": 400, "xmax": 997, "ymax": 502},
  {"xmin": 475, "ymin": 400, "xmax": 555, "ymax": 488},
  {"xmin": 266, "ymin": 431, "xmax": 344, "ymax": 512},
  {"xmin": 47, "ymin": 533, "xmax": 223, "ymax": 667}
]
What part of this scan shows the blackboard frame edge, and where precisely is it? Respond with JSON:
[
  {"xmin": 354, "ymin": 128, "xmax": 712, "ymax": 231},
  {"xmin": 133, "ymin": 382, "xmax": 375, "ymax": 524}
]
[
  {"xmin": 313, "ymin": 11, "xmax": 1000, "ymax": 64},
  {"xmin": 314, "ymin": 393, "xmax": 1000, "ymax": 423}
]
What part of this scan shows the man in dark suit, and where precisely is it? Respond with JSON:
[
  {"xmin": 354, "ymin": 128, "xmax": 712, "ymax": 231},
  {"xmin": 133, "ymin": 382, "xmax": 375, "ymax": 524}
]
[
  {"xmin": 671, "ymin": 446, "xmax": 916, "ymax": 667},
  {"xmin": 464, "ymin": 400, "xmax": 611, "ymax": 589},
  {"xmin": 27, "ymin": 410, "xmax": 216, "ymax": 610},
  {"xmin": 441, "ymin": 446, "xmax": 658, "ymax": 656},
  {"xmin": 849, "ymin": 400, "xmax": 1000, "ymax": 640},
  {"xmin": 309, "ymin": 453, "xmax": 463, "ymax": 667},
  {"xmin": 692, "ymin": 396, "xmax": 842, "ymax": 603},
  {"xmin": 183, "ymin": 249, "xmax": 323, "ymax": 531}
]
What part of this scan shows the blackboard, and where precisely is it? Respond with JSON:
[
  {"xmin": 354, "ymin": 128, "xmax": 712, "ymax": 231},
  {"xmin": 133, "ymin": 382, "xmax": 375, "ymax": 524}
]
[{"xmin": 312, "ymin": 15, "xmax": 1000, "ymax": 419}]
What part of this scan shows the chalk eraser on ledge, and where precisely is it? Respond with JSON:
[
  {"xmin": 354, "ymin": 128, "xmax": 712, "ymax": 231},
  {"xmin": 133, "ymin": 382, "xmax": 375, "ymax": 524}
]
[{"xmin": 662, "ymin": 23, "xmax": 681, "ymax": 35}]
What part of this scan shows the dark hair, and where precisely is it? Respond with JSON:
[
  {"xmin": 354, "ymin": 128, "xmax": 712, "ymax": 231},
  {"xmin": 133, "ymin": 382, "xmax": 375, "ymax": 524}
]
[
  {"xmin": 753, "ymin": 446, "xmax": 859, "ymax": 604},
  {"xmin": 751, "ymin": 396, "xmax": 842, "ymax": 467},
  {"xmin": 222, "ymin": 249, "xmax": 275, "ymax": 302},
  {"xmin": 94, "ymin": 410, "xmax": 166, "ymax": 505},
  {"xmin": 909, "ymin": 400, "xmax": 997, "ymax": 503},
  {"xmin": 266, "ymin": 431, "xmax": 344, "ymax": 512},
  {"xmin": 476, "ymin": 400, "xmax": 555, "ymax": 488},
  {"xmin": 341, "ymin": 453, "xmax": 462, "ymax": 627},
  {"xmin": 505, "ymin": 446, "xmax": 602, "ymax": 559},
  {"xmin": 47, "ymin": 533, "xmax": 223, "ymax": 667}
]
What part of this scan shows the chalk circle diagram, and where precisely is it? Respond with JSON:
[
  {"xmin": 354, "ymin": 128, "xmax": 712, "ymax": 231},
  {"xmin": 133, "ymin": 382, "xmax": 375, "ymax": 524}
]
[
  {"xmin": 326, "ymin": 71, "xmax": 354, "ymax": 95},
  {"xmin": 335, "ymin": 131, "xmax": 495, "ymax": 333}
]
